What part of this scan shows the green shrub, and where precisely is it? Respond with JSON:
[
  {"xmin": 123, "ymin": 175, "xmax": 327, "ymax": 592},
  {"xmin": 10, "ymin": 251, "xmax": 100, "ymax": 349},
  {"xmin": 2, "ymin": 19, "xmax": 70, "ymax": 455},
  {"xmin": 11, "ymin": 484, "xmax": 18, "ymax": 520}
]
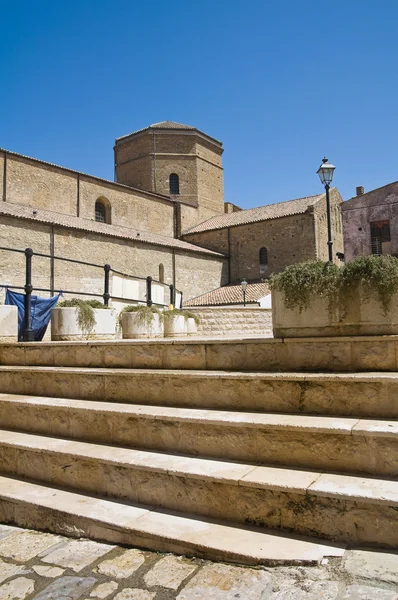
[
  {"xmin": 163, "ymin": 308, "xmax": 189, "ymax": 322},
  {"xmin": 269, "ymin": 255, "xmax": 398, "ymax": 314},
  {"xmin": 118, "ymin": 304, "xmax": 162, "ymax": 327},
  {"xmin": 183, "ymin": 310, "xmax": 200, "ymax": 325},
  {"xmin": 58, "ymin": 298, "xmax": 107, "ymax": 335}
]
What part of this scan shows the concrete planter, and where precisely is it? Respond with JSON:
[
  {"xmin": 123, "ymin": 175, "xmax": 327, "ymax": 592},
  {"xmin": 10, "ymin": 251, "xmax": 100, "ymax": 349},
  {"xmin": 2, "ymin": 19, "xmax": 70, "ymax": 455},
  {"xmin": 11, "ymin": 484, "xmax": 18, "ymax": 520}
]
[
  {"xmin": 51, "ymin": 307, "xmax": 116, "ymax": 341},
  {"xmin": 0, "ymin": 306, "xmax": 18, "ymax": 342},
  {"xmin": 164, "ymin": 314, "xmax": 187, "ymax": 337},
  {"xmin": 121, "ymin": 312, "xmax": 163, "ymax": 339},
  {"xmin": 272, "ymin": 287, "xmax": 398, "ymax": 337},
  {"xmin": 186, "ymin": 317, "xmax": 198, "ymax": 335}
]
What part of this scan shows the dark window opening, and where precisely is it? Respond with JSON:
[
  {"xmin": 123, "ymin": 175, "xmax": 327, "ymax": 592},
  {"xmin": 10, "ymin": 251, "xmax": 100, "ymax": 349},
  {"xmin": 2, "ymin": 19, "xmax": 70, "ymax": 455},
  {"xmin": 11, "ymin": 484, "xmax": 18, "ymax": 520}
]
[
  {"xmin": 95, "ymin": 201, "xmax": 106, "ymax": 223},
  {"xmin": 371, "ymin": 220, "xmax": 391, "ymax": 255},
  {"xmin": 169, "ymin": 173, "xmax": 180, "ymax": 195},
  {"xmin": 259, "ymin": 247, "xmax": 268, "ymax": 265}
]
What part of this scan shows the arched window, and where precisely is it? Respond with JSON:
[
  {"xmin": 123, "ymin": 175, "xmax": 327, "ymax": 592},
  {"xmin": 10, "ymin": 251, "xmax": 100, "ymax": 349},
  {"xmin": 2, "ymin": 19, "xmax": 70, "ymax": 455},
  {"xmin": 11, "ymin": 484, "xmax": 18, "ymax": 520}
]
[
  {"xmin": 95, "ymin": 197, "xmax": 111, "ymax": 224},
  {"xmin": 169, "ymin": 173, "xmax": 180, "ymax": 195},
  {"xmin": 159, "ymin": 263, "xmax": 165, "ymax": 283},
  {"xmin": 259, "ymin": 247, "xmax": 268, "ymax": 265}
]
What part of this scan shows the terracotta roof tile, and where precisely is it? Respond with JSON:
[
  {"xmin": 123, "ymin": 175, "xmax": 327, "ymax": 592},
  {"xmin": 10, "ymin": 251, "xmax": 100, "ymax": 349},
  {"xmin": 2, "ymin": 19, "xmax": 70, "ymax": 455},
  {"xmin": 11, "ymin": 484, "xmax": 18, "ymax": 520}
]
[
  {"xmin": 184, "ymin": 281, "xmax": 270, "ymax": 306},
  {"xmin": 116, "ymin": 121, "xmax": 223, "ymax": 146},
  {"xmin": 0, "ymin": 203, "xmax": 225, "ymax": 257},
  {"xmin": 183, "ymin": 193, "xmax": 325, "ymax": 235}
]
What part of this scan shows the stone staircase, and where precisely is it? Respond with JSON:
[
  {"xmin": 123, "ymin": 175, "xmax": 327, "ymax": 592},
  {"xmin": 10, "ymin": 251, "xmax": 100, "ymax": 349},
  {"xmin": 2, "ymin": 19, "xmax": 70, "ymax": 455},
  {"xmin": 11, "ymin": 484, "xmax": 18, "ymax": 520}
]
[{"xmin": 0, "ymin": 336, "xmax": 396, "ymax": 565}]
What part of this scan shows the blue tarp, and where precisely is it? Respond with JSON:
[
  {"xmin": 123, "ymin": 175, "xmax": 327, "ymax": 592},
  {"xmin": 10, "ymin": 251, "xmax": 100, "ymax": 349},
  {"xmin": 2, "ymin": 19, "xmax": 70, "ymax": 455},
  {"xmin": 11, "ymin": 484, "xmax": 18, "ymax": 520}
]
[{"xmin": 5, "ymin": 289, "xmax": 60, "ymax": 341}]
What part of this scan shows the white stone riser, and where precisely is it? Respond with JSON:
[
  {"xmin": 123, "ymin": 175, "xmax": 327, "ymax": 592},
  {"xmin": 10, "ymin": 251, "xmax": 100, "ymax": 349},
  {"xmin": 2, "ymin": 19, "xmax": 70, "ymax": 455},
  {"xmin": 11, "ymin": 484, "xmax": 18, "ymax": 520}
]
[
  {"xmin": 0, "ymin": 396, "xmax": 396, "ymax": 477},
  {"xmin": 0, "ymin": 430, "xmax": 395, "ymax": 548},
  {"xmin": 0, "ymin": 367, "xmax": 396, "ymax": 418}
]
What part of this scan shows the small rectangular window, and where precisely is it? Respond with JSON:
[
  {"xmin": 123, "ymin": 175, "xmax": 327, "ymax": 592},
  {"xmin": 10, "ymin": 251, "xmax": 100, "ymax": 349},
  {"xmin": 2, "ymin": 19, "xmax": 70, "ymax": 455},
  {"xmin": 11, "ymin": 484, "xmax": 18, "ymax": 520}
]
[{"xmin": 370, "ymin": 220, "xmax": 391, "ymax": 255}]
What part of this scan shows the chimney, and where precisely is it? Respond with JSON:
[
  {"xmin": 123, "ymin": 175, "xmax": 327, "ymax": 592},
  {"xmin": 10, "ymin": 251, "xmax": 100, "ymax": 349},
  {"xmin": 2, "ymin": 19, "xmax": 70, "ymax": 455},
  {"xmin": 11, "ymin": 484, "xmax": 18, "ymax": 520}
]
[{"xmin": 356, "ymin": 186, "xmax": 364, "ymax": 196}]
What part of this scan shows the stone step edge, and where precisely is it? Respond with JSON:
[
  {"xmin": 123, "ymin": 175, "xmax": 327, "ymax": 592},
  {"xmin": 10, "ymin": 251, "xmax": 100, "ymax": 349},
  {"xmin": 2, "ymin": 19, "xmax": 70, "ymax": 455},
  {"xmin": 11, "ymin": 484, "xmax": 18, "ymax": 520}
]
[
  {"xmin": 0, "ymin": 429, "xmax": 396, "ymax": 507},
  {"xmin": 0, "ymin": 474, "xmax": 346, "ymax": 565},
  {"xmin": 1, "ymin": 394, "xmax": 397, "ymax": 437},
  {"xmin": 0, "ymin": 365, "xmax": 398, "ymax": 383}
]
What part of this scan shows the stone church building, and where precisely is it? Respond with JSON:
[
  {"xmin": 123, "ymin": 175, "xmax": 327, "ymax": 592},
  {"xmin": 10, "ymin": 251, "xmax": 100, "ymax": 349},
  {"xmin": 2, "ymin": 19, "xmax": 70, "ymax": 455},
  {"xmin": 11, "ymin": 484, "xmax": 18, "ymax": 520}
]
[{"xmin": 0, "ymin": 121, "xmax": 344, "ymax": 305}]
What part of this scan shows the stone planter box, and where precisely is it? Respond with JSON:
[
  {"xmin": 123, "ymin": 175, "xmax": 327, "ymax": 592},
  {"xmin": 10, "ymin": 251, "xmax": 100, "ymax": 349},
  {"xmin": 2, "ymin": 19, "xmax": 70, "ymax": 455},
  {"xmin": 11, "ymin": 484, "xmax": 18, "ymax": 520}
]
[
  {"xmin": 51, "ymin": 307, "xmax": 116, "ymax": 341},
  {"xmin": 121, "ymin": 312, "xmax": 163, "ymax": 339},
  {"xmin": 186, "ymin": 317, "xmax": 198, "ymax": 335},
  {"xmin": 272, "ymin": 287, "xmax": 398, "ymax": 338},
  {"xmin": 0, "ymin": 306, "xmax": 18, "ymax": 342},
  {"xmin": 164, "ymin": 314, "xmax": 187, "ymax": 337}
]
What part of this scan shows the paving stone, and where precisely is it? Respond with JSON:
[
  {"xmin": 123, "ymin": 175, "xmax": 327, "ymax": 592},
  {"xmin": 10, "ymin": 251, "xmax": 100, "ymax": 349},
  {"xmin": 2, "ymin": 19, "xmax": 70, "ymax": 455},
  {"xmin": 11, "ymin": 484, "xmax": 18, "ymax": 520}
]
[
  {"xmin": 89, "ymin": 581, "xmax": 118, "ymax": 598},
  {"xmin": 41, "ymin": 539, "xmax": 114, "ymax": 573},
  {"xmin": 0, "ymin": 559, "xmax": 26, "ymax": 584},
  {"xmin": 0, "ymin": 577, "xmax": 35, "ymax": 600},
  {"xmin": 32, "ymin": 565, "xmax": 66, "ymax": 578},
  {"xmin": 176, "ymin": 564, "xmax": 271, "ymax": 599},
  {"xmin": 113, "ymin": 591, "xmax": 156, "ymax": 600},
  {"xmin": 267, "ymin": 580, "xmax": 340, "ymax": 599},
  {"xmin": 341, "ymin": 584, "xmax": 398, "ymax": 599},
  {"xmin": 344, "ymin": 550, "xmax": 398, "ymax": 584},
  {"xmin": 144, "ymin": 555, "xmax": 197, "ymax": 590},
  {"xmin": 0, "ymin": 525, "xmax": 19, "ymax": 540},
  {"xmin": 0, "ymin": 531, "xmax": 63, "ymax": 562},
  {"xmin": 32, "ymin": 576, "xmax": 97, "ymax": 600},
  {"xmin": 96, "ymin": 549, "xmax": 145, "ymax": 579}
]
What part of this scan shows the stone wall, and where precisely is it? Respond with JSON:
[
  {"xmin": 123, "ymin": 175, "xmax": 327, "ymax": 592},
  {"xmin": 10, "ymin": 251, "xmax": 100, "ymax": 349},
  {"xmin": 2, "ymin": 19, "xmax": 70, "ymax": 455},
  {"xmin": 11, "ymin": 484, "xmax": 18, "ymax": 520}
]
[
  {"xmin": 186, "ymin": 306, "xmax": 273, "ymax": 337},
  {"xmin": 342, "ymin": 182, "xmax": 398, "ymax": 261},
  {"xmin": 314, "ymin": 187, "xmax": 344, "ymax": 262},
  {"xmin": 1, "ymin": 151, "xmax": 175, "ymax": 237},
  {"xmin": 0, "ymin": 215, "xmax": 227, "ymax": 304},
  {"xmin": 114, "ymin": 129, "xmax": 225, "ymax": 232}
]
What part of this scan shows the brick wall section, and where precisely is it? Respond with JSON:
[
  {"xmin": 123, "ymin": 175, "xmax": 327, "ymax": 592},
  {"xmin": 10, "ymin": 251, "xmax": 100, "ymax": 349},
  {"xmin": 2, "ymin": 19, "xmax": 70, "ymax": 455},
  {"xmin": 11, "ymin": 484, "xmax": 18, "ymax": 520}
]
[
  {"xmin": 0, "ymin": 216, "xmax": 227, "ymax": 303},
  {"xmin": 186, "ymin": 306, "xmax": 273, "ymax": 337},
  {"xmin": 0, "ymin": 151, "xmax": 174, "ymax": 237}
]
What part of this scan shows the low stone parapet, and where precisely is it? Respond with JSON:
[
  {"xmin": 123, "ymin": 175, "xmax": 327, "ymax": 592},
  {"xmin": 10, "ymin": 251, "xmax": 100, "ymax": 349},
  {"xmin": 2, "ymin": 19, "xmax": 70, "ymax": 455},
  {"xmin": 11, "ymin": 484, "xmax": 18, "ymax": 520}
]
[{"xmin": 186, "ymin": 306, "xmax": 272, "ymax": 337}]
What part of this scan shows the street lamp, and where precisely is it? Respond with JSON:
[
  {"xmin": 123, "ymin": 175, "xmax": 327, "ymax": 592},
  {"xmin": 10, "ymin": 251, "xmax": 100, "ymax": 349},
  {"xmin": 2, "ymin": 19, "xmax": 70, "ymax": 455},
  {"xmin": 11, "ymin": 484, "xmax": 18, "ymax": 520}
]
[
  {"xmin": 317, "ymin": 157, "xmax": 336, "ymax": 263},
  {"xmin": 241, "ymin": 279, "xmax": 248, "ymax": 306}
]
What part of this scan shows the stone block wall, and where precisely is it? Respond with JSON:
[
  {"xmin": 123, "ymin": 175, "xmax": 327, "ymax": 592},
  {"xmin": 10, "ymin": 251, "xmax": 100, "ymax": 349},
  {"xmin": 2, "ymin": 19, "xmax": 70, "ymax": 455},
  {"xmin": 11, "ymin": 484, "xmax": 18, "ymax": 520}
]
[
  {"xmin": 0, "ymin": 216, "xmax": 227, "ymax": 304},
  {"xmin": 1, "ymin": 151, "xmax": 175, "ymax": 237},
  {"xmin": 186, "ymin": 306, "xmax": 273, "ymax": 337}
]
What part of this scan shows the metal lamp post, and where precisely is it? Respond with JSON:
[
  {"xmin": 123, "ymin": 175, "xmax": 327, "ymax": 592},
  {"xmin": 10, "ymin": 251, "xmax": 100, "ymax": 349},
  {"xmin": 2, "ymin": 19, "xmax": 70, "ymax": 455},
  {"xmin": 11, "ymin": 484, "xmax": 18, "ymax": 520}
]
[
  {"xmin": 317, "ymin": 157, "xmax": 336, "ymax": 263},
  {"xmin": 241, "ymin": 279, "xmax": 248, "ymax": 307}
]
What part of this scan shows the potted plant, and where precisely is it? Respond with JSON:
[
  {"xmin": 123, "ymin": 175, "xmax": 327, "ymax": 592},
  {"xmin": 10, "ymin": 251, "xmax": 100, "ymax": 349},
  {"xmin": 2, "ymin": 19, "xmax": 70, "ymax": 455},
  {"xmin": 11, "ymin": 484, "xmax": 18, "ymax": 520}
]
[
  {"xmin": 183, "ymin": 311, "xmax": 200, "ymax": 335},
  {"xmin": 270, "ymin": 255, "xmax": 398, "ymax": 337},
  {"xmin": 163, "ymin": 308, "xmax": 188, "ymax": 337},
  {"xmin": 51, "ymin": 299, "xmax": 116, "ymax": 340},
  {"xmin": 120, "ymin": 305, "xmax": 163, "ymax": 338}
]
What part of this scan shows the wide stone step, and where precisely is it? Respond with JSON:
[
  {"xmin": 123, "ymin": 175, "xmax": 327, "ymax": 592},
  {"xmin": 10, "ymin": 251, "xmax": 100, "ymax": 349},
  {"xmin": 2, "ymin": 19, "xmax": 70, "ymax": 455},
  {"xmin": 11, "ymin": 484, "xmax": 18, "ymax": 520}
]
[
  {"xmin": 1, "ymin": 334, "xmax": 398, "ymax": 372},
  {"xmin": 0, "ymin": 394, "xmax": 396, "ymax": 477},
  {"xmin": 0, "ymin": 429, "xmax": 396, "ymax": 547},
  {"xmin": 0, "ymin": 366, "xmax": 397, "ymax": 417},
  {"xmin": 0, "ymin": 475, "xmax": 346, "ymax": 566}
]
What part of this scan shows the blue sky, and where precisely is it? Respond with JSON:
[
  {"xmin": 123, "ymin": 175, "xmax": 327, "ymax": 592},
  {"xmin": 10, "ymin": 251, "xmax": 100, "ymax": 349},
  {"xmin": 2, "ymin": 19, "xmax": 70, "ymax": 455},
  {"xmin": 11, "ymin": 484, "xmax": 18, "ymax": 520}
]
[{"xmin": 1, "ymin": 1, "xmax": 397, "ymax": 209}]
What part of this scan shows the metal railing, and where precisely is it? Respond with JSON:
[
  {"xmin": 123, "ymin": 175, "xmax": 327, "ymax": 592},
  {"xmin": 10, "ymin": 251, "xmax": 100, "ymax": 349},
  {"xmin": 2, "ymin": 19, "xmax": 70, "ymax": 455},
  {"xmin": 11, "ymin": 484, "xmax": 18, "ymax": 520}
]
[{"xmin": 0, "ymin": 246, "xmax": 182, "ymax": 342}]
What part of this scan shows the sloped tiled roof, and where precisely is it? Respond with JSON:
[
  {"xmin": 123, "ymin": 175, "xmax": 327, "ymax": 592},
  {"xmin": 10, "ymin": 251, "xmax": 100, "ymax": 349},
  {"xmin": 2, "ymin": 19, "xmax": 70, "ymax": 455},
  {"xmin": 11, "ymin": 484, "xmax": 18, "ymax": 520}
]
[
  {"xmin": 116, "ymin": 121, "xmax": 222, "ymax": 145},
  {"xmin": 184, "ymin": 281, "xmax": 270, "ymax": 306},
  {"xmin": 183, "ymin": 193, "xmax": 325, "ymax": 235},
  {"xmin": 0, "ymin": 203, "xmax": 225, "ymax": 257}
]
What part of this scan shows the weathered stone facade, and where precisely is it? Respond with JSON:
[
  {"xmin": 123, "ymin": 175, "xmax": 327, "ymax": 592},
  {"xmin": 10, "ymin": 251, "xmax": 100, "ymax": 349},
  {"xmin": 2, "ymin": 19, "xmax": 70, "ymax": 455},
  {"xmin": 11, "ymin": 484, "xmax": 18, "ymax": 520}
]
[
  {"xmin": 183, "ymin": 188, "xmax": 344, "ymax": 280},
  {"xmin": 342, "ymin": 181, "xmax": 398, "ymax": 261}
]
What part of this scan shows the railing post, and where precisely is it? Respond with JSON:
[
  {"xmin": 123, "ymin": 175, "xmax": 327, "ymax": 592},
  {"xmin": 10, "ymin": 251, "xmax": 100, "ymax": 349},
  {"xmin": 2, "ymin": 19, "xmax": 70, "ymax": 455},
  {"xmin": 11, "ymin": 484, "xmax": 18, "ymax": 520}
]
[
  {"xmin": 23, "ymin": 247, "xmax": 35, "ymax": 342},
  {"xmin": 103, "ymin": 264, "xmax": 111, "ymax": 306},
  {"xmin": 146, "ymin": 276, "xmax": 153, "ymax": 307},
  {"xmin": 179, "ymin": 291, "xmax": 183, "ymax": 308},
  {"xmin": 169, "ymin": 284, "xmax": 175, "ymax": 307}
]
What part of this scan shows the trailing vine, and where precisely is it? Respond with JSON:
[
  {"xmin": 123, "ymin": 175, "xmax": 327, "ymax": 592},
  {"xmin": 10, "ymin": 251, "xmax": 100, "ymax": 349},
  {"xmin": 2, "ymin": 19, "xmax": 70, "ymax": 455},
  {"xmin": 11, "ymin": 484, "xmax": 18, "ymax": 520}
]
[
  {"xmin": 118, "ymin": 304, "xmax": 162, "ymax": 328},
  {"xmin": 269, "ymin": 255, "xmax": 398, "ymax": 315},
  {"xmin": 58, "ymin": 298, "xmax": 108, "ymax": 336}
]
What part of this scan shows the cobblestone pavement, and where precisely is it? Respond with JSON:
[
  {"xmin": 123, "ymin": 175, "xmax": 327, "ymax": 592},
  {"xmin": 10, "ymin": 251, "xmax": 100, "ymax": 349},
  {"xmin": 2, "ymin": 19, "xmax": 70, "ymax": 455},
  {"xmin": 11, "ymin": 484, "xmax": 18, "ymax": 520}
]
[{"xmin": 0, "ymin": 525, "xmax": 397, "ymax": 599}]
